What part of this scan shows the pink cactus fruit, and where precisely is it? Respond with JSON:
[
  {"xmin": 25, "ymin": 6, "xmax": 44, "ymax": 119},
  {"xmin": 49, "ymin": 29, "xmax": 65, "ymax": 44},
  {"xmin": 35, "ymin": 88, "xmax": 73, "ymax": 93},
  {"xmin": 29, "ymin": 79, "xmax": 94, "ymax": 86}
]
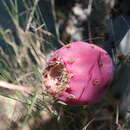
[{"xmin": 43, "ymin": 42, "xmax": 114, "ymax": 106}]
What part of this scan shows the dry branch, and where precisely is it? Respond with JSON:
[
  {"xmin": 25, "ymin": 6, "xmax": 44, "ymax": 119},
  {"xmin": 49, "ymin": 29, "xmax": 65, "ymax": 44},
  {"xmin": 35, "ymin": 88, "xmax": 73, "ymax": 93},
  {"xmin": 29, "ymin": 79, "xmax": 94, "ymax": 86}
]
[{"xmin": 0, "ymin": 80, "xmax": 33, "ymax": 93}]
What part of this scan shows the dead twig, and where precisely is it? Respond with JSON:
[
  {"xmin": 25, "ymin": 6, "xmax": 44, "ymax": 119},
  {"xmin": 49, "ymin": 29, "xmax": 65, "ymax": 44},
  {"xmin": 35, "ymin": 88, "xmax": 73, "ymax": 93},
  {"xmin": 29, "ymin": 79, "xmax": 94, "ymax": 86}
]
[{"xmin": 0, "ymin": 80, "xmax": 33, "ymax": 93}]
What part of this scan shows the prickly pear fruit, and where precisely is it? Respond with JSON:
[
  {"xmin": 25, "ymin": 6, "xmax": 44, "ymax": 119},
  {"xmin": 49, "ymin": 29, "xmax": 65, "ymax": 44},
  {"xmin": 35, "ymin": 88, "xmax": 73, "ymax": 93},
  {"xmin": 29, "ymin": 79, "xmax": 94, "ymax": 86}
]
[{"xmin": 43, "ymin": 42, "xmax": 114, "ymax": 106}]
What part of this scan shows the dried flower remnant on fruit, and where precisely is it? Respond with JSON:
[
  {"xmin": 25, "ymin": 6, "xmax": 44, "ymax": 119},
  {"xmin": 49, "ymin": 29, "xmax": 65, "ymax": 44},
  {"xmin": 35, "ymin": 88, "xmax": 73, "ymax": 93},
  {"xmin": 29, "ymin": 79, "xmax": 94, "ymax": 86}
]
[
  {"xmin": 43, "ymin": 61, "xmax": 72, "ymax": 96},
  {"xmin": 43, "ymin": 42, "xmax": 114, "ymax": 106}
]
